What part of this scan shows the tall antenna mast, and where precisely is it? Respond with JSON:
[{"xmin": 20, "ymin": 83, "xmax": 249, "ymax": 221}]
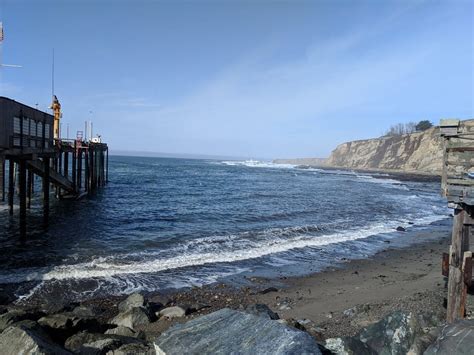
[{"xmin": 52, "ymin": 48, "xmax": 55, "ymax": 98}]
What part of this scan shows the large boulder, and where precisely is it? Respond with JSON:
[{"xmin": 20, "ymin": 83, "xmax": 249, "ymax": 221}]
[
  {"xmin": 72, "ymin": 305, "xmax": 105, "ymax": 318},
  {"xmin": 105, "ymin": 325, "xmax": 144, "ymax": 339},
  {"xmin": 0, "ymin": 309, "xmax": 45, "ymax": 332},
  {"xmin": 107, "ymin": 342, "xmax": 155, "ymax": 355},
  {"xmin": 65, "ymin": 332, "xmax": 110, "ymax": 353},
  {"xmin": 80, "ymin": 338, "xmax": 122, "ymax": 354},
  {"xmin": 154, "ymin": 308, "xmax": 321, "ymax": 354},
  {"xmin": 110, "ymin": 307, "xmax": 153, "ymax": 329},
  {"xmin": 424, "ymin": 319, "xmax": 474, "ymax": 354},
  {"xmin": 0, "ymin": 323, "xmax": 71, "ymax": 354},
  {"xmin": 65, "ymin": 330, "xmax": 145, "ymax": 353},
  {"xmin": 357, "ymin": 311, "xmax": 441, "ymax": 355},
  {"xmin": 118, "ymin": 294, "xmax": 147, "ymax": 313},
  {"xmin": 38, "ymin": 312, "xmax": 104, "ymax": 344}
]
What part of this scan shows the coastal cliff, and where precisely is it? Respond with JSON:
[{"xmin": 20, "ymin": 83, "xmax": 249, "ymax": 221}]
[{"xmin": 275, "ymin": 126, "xmax": 443, "ymax": 175}]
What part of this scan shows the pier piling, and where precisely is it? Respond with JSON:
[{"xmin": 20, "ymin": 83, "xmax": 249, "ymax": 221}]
[
  {"xmin": 19, "ymin": 159, "xmax": 26, "ymax": 237},
  {"xmin": 0, "ymin": 156, "xmax": 4, "ymax": 202},
  {"xmin": 8, "ymin": 159, "xmax": 14, "ymax": 215},
  {"xmin": 1, "ymin": 97, "xmax": 109, "ymax": 236}
]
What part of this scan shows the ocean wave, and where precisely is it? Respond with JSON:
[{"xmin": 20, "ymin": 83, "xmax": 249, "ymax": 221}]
[
  {"xmin": 220, "ymin": 160, "xmax": 296, "ymax": 169},
  {"xmin": 0, "ymin": 213, "xmax": 448, "ymax": 287}
]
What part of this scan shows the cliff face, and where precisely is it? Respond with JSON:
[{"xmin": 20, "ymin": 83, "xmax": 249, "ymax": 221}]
[
  {"xmin": 274, "ymin": 126, "xmax": 444, "ymax": 174},
  {"xmin": 325, "ymin": 127, "xmax": 443, "ymax": 174}
]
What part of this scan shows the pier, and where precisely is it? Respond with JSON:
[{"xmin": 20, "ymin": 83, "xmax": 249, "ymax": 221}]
[
  {"xmin": 440, "ymin": 118, "xmax": 474, "ymax": 322},
  {"xmin": 0, "ymin": 96, "xmax": 108, "ymax": 236}
]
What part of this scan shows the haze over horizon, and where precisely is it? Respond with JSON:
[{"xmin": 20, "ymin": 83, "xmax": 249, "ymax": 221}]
[{"xmin": 0, "ymin": 0, "xmax": 472, "ymax": 159}]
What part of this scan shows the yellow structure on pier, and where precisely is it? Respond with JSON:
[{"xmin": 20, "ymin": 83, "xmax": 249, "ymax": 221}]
[{"xmin": 51, "ymin": 95, "xmax": 61, "ymax": 140}]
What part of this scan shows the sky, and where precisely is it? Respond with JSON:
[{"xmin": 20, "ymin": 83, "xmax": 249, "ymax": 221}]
[{"xmin": 0, "ymin": 0, "xmax": 472, "ymax": 159}]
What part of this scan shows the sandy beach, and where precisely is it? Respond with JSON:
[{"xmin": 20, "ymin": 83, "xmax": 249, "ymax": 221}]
[{"xmin": 79, "ymin": 223, "xmax": 452, "ymax": 341}]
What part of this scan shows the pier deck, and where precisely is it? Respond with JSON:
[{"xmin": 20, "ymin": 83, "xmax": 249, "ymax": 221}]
[{"xmin": 0, "ymin": 96, "xmax": 108, "ymax": 236}]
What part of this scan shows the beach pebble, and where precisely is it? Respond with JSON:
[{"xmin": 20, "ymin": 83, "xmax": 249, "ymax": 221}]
[
  {"xmin": 258, "ymin": 287, "xmax": 278, "ymax": 295},
  {"xmin": 279, "ymin": 304, "xmax": 292, "ymax": 311},
  {"xmin": 158, "ymin": 306, "xmax": 186, "ymax": 319}
]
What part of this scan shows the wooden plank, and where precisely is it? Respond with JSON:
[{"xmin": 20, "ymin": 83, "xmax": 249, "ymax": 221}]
[
  {"xmin": 446, "ymin": 179, "xmax": 474, "ymax": 186},
  {"xmin": 463, "ymin": 252, "xmax": 472, "ymax": 286},
  {"xmin": 442, "ymin": 252, "xmax": 449, "ymax": 277},
  {"xmin": 446, "ymin": 147, "xmax": 474, "ymax": 152},
  {"xmin": 447, "ymin": 210, "xmax": 470, "ymax": 323}
]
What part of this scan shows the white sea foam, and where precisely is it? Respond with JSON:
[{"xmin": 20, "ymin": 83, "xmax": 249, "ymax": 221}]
[
  {"xmin": 221, "ymin": 160, "xmax": 296, "ymax": 169},
  {"xmin": 0, "ymin": 213, "xmax": 448, "ymax": 287}
]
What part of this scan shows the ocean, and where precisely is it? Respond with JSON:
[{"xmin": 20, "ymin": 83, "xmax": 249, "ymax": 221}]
[{"xmin": 0, "ymin": 156, "xmax": 450, "ymax": 304}]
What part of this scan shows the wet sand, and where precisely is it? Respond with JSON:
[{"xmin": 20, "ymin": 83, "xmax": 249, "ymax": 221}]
[
  {"xmin": 255, "ymin": 228, "xmax": 450, "ymax": 337},
  {"xmin": 116, "ymin": 226, "xmax": 452, "ymax": 340}
]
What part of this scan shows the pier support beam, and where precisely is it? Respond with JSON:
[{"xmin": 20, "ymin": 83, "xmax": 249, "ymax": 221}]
[
  {"xmin": 447, "ymin": 208, "xmax": 472, "ymax": 323},
  {"xmin": 85, "ymin": 149, "xmax": 89, "ymax": 192},
  {"xmin": 72, "ymin": 142, "xmax": 77, "ymax": 192},
  {"xmin": 0, "ymin": 156, "xmax": 5, "ymax": 202},
  {"xmin": 42, "ymin": 158, "xmax": 50, "ymax": 228},
  {"xmin": 106, "ymin": 147, "xmax": 109, "ymax": 183},
  {"xmin": 8, "ymin": 159, "xmax": 14, "ymax": 215},
  {"xmin": 19, "ymin": 160, "xmax": 27, "ymax": 238},
  {"xmin": 27, "ymin": 169, "xmax": 33, "ymax": 209}
]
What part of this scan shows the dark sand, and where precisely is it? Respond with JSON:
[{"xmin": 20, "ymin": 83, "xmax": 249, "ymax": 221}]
[{"xmin": 98, "ymin": 226, "xmax": 453, "ymax": 340}]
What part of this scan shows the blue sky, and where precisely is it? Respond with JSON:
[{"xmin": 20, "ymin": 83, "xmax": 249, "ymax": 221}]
[{"xmin": 0, "ymin": 0, "xmax": 472, "ymax": 158}]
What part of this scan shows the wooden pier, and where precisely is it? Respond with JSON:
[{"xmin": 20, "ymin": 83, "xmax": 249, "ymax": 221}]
[
  {"xmin": 440, "ymin": 118, "xmax": 474, "ymax": 322},
  {"xmin": 0, "ymin": 96, "xmax": 108, "ymax": 236}
]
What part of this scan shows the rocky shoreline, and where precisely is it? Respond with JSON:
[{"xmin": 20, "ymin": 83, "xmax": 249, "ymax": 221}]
[{"xmin": 1, "ymin": 225, "xmax": 474, "ymax": 354}]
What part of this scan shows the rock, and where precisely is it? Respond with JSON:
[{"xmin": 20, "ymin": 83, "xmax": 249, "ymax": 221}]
[
  {"xmin": 0, "ymin": 309, "xmax": 44, "ymax": 332},
  {"xmin": 118, "ymin": 293, "xmax": 147, "ymax": 313},
  {"xmin": 154, "ymin": 308, "xmax": 321, "ymax": 354},
  {"xmin": 158, "ymin": 306, "xmax": 186, "ymax": 319},
  {"xmin": 290, "ymin": 319, "xmax": 324, "ymax": 341},
  {"xmin": 81, "ymin": 338, "xmax": 122, "ymax": 355},
  {"xmin": 0, "ymin": 323, "xmax": 71, "ymax": 354},
  {"xmin": 106, "ymin": 342, "xmax": 154, "ymax": 355},
  {"xmin": 396, "ymin": 226, "xmax": 406, "ymax": 232},
  {"xmin": 72, "ymin": 305, "xmax": 104, "ymax": 318},
  {"xmin": 244, "ymin": 304, "xmax": 279, "ymax": 320},
  {"xmin": 258, "ymin": 287, "xmax": 278, "ymax": 294},
  {"xmin": 38, "ymin": 312, "xmax": 104, "ymax": 344},
  {"xmin": 424, "ymin": 319, "xmax": 474, "ymax": 354},
  {"xmin": 357, "ymin": 311, "xmax": 441, "ymax": 355},
  {"xmin": 38, "ymin": 313, "xmax": 74, "ymax": 330},
  {"xmin": 105, "ymin": 325, "xmax": 143, "ymax": 339},
  {"xmin": 343, "ymin": 307, "xmax": 357, "ymax": 317},
  {"xmin": 110, "ymin": 307, "xmax": 152, "ymax": 329},
  {"xmin": 343, "ymin": 304, "xmax": 370, "ymax": 318},
  {"xmin": 65, "ymin": 332, "xmax": 111, "ymax": 352},
  {"xmin": 325, "ymin": 337, "xmax": 377, "ymax": 355}
]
